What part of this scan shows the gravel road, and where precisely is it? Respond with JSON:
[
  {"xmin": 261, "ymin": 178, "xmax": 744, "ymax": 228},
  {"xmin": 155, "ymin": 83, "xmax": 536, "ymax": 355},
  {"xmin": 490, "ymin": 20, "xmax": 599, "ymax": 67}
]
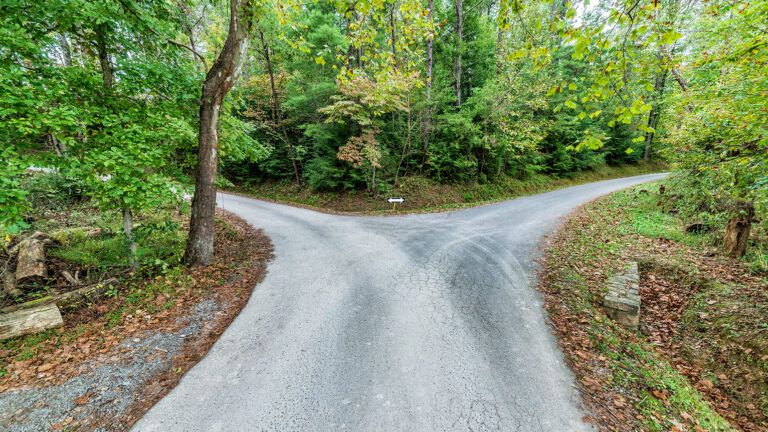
[{"xmin": 132, "ymin": 174, "xmax": 665, "ymax": 432}]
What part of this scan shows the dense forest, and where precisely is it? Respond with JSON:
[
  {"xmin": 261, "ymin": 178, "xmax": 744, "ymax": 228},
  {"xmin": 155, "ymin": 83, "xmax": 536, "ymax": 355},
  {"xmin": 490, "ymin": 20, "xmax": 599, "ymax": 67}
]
[{"xmin": 0, "ymin": 0, "xmax": 765, "ymax": 262}]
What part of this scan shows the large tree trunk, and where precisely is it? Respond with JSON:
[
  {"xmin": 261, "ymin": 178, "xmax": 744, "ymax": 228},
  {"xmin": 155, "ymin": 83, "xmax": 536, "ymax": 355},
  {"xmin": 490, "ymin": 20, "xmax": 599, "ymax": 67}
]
[
  {"xmin": 453, "ymin": 0, "xmax": 464, "ymax": 107},
  {"xmin": 723, "ymin": 202, "xmax": 754, "ymax": 257},
  {"xmin": 184, "ymin": 0, "xmax": 255, "ymax": 267},
  {"xmin": 259, "ymin": 30, "xmax": 300, "ymax": 183}
]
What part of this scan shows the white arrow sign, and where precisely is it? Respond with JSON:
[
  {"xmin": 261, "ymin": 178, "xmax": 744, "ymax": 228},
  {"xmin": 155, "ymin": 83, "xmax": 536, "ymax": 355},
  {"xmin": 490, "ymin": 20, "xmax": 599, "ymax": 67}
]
[{"xmin": 387, "ymin": 197, "xmax": 405, "ymax": 204}]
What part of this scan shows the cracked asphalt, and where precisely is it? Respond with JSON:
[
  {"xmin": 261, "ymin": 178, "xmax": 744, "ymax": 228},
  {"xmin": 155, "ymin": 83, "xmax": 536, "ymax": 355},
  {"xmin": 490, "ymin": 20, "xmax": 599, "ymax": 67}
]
[{"xmin": 132, "ymin": 174, "xmax": 665, "ymax": 432}]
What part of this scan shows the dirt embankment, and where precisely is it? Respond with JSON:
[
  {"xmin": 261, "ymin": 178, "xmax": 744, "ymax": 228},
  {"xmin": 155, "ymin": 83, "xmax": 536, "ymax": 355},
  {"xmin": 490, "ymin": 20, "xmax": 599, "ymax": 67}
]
[{"xmin": 0, "ymin": 210, "xmax": 273, "ymax": 431}]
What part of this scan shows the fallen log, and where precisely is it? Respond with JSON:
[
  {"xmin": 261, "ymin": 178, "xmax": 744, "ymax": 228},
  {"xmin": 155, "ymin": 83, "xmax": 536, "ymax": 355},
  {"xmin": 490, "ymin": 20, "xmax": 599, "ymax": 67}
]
[
  {"xmin": 0, "ymin": 278, "xmax": 119, "ymax": 314},
  {"xmin": 56, "ymin": 278, "xmax": 118, "ymax": 311},
  {"xmin": 0, "ymin": 303, "xmax": 63, "ymax": 340}
]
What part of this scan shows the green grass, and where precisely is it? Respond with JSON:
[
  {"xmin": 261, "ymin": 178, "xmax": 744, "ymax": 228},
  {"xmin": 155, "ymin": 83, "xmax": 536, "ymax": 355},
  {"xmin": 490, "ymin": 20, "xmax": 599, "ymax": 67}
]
[
  {"xmin": 612, "ymin": 186, "xmax": 710, "ymax": 247},
  {"xmin": 49, "ymin": 228, "xmax": 184, "ymax": 270}
]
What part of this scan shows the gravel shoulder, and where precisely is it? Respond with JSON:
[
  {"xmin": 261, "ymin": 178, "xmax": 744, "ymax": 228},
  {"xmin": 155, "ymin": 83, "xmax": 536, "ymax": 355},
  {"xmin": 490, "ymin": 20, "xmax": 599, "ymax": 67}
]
[{"xmin": 0, "ymin": 211, "xmax": 273, "ymax": 431}]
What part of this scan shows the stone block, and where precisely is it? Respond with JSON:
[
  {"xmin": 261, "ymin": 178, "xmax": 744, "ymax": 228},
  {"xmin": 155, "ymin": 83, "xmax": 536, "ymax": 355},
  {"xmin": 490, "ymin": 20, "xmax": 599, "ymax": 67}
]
[{"xmin": 602, "ymin": 262, "xmax": 641, "ymax": 330}]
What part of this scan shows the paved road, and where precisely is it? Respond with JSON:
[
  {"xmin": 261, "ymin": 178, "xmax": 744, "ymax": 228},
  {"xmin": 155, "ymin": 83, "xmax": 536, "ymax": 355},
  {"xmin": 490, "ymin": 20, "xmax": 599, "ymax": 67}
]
[{"xmin": 133, "ymin": 174, "xmax": 665, "ymax": 432}]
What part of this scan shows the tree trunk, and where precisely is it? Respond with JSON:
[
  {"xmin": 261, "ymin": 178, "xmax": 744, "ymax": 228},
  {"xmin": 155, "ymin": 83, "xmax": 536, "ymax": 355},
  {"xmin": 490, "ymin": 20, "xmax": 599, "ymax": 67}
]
[
  {"xmin": 3, "ymin": 272, "xmax": 21, "ymax": 298},
  {"xmin": 395, "ymin": 95, "xmax": 413, "ymax": 187},
  {"xmin": 259, "ymin": 30, "xmax": 301, "ymax": 183},
  {"xmin": 425, "ymin": 0, "xmax": 434, "ymax": 100},
  {"xmin": 496, "ymin": 6, "xmax": 508, "ymax": 73},
  {"xmin": 122, "ymin": 207, "xmax": 137, "ymax": 268},
  {"xmin": 662, "ymin": 46, "xmax": 689, "ymax": 92},
  {"xmin": 421, "ymin": 0, "xmax": 434, "ymax": 165},
  {"xmin": 643, "ymin": 70, "xmax": 668, "ymax": 162},
  {"xmin": 184, "ymin": 0, "xmax": 255, "ymax": 267},
  {"xmin": 453, "ymin": 0, "xmax": 464, "ymax": 107},
  {"xmin": 95, "ymin": 25, "xmax": 113, "ymax": 89},
  {"xmin": 389, "ymin": 4, "xmax": 397, "ymax": 63},
  {"xmin": 723, "ymin": 202, "xmax": 754, "ymax": 257}
]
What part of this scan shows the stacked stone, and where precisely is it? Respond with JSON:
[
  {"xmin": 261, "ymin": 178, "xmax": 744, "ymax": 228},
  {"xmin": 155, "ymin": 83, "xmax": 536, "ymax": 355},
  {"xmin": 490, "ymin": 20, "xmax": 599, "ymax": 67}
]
[{"xmin": 602, "ymin": 262, "xmax": 641, "ymax": 330}]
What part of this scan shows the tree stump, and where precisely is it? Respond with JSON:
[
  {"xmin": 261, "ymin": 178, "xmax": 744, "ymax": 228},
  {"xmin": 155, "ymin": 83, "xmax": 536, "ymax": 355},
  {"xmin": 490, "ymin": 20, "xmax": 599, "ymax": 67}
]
[{"xmin": 723, "ymin": 202, "xmax": 754, "ymax": 257}]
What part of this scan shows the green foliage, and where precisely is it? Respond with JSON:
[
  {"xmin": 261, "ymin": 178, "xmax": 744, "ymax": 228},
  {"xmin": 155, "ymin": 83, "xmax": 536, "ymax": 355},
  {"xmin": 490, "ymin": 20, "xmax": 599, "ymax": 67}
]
[
  {"xmin": 0, "ymin": 147, "xmax": 30, "ymax": 233},
  {"xmin": 661, "ymin": 0, "xmax": 768, "ymax": 232},
  {"xmin": 1, "ymin": 0, "xmax": 763, "ymax": 256}
]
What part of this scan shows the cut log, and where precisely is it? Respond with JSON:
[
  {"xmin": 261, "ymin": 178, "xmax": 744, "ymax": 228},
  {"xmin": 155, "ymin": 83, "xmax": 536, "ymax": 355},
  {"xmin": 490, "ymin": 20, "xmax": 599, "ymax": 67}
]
[
  {"xmin": 0, "ymin": 295, "xmax": 54, "ymax": 314},
  {"xmin": 3, "ymin": 272, "xmax": 21, "ymax": 297},
  {"xmin": 15, "ymin": 236, "xmax": 48, "ymax": 283},
  {"xmin": 0, "ymin": 303, "xmax": 63, "ymax": 340},
  {"xmin": 56, "ymin": 278, "xmax": 117, "ymax": 311}
]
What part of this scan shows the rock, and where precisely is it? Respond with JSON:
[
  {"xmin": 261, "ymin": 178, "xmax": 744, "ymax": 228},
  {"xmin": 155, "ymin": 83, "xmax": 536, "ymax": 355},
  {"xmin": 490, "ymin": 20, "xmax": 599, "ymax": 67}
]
[{"xmin": 602, "ymin": 262, "xmax": 641, "ymax": 330}]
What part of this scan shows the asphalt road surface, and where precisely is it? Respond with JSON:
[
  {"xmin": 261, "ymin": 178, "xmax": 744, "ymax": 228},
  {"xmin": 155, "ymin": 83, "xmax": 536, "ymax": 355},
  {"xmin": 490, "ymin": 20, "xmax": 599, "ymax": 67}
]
[{"xmin": 132, "ymin": 174, "xmax": 665, "ymax": 432}]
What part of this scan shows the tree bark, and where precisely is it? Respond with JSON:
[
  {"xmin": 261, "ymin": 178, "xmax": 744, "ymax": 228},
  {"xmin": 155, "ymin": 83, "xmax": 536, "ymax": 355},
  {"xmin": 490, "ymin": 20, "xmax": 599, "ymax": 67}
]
[
  {"xmin": 454, "ymin": 0, "xmax": 464, "ymax": 107},
  {"xmin": 122, "ymin": 207, "xmax": 137, "ymax": 268},
  {"xmin": 15, "ymin": 236, "xmax": 48, "ymax": 283},
  {"xmin": 643, "ymin": 69, "xmax": 668, "ymax": 162},
  {"xmin": 184, "ymin": 0, "xmax": 256, "ymax": 267},
  {"xmin": 95, "ymin": 25, "xmax": 114, "ymax": 89},
  {"xmin": 662, "ymin": 46, "xmax": 689, "ymax": 92},
  {"xmin": 389, "ymin": 3, "xmax": 397, "ymax": 63},
  {"xmin": 0, "ymin": 303, "xmax": 63, "ymax": 341},
  {"xmin": 421, "ymin": 0, "xmax": 434, "ymax": 165},
  {"xmin": 3, "ymin": 272, "xmax": 21, "ymax": 298},
  {"xmin": 723, "ymin": 202, "xmax": 754, "ymax": 257},
  {"xmin": 258, "ymin": 30, "xmax": 301, "ymax": 183}
]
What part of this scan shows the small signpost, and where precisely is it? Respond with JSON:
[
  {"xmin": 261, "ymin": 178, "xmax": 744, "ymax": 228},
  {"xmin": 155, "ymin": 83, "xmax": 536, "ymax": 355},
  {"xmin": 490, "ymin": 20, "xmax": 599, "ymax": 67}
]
[{"xmin": 387, "ymin": 197, "xmax": 405, "ymax": 210}]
